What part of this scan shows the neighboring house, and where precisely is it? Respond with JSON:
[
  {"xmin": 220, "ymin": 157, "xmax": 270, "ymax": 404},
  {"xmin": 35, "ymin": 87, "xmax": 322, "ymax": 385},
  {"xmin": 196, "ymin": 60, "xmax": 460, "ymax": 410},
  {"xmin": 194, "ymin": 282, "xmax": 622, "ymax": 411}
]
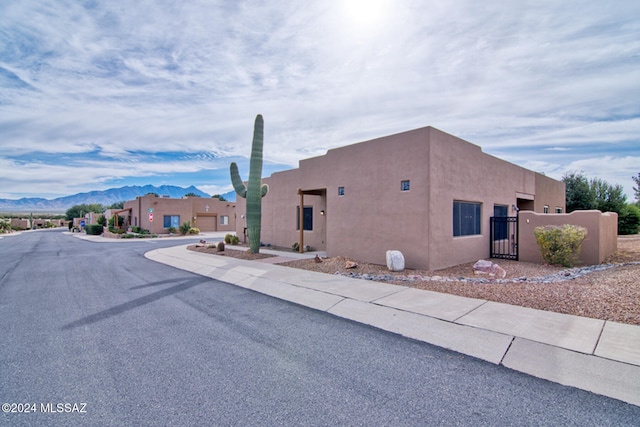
[
  {"xmin": 86, "ymin": 212, "xmax": 102, "ymax": 226},
  {"xmin": 11, "ymin": 218, "xmax": 31, "ymax": 229},
  {"xmin": 123, "ymin": 195, "xmax": 237, "ymax": 234},
  {"xmin": 234, "ymin": 126, "xmax": 566, "ymax": 270}
]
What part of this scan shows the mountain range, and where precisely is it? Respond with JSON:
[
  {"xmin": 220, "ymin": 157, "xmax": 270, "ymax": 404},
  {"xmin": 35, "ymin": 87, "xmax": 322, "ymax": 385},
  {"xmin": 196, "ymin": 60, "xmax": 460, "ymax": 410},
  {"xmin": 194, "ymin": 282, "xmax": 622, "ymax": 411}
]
[{"xmin": 0, "ymin": 185, "xmax": 236, "ymax": 213}]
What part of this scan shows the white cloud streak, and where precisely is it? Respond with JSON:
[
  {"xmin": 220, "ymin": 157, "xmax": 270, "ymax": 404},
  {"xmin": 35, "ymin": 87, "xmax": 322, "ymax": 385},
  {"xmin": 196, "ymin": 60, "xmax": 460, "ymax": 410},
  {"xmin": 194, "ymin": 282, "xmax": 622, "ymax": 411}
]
[{"xmin": 0, "ymin": 0, "xmax": 639, "ymax": 199}]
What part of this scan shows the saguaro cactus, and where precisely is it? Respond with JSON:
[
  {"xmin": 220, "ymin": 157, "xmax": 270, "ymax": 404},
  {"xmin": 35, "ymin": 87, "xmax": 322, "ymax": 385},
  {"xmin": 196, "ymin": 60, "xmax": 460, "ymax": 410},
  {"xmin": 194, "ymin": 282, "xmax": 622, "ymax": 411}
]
[{"xmin": 230, "ymin": 114, "xmax": 269, "ymax": 253}]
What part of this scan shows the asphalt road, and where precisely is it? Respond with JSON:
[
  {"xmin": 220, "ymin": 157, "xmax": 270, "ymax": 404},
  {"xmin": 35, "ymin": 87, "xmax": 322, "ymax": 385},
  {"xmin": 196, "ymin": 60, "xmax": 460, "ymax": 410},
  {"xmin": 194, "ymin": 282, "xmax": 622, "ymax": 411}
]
[{"xmin": 1, "ymin": 229, "xmax": 639, "ymax": 426}]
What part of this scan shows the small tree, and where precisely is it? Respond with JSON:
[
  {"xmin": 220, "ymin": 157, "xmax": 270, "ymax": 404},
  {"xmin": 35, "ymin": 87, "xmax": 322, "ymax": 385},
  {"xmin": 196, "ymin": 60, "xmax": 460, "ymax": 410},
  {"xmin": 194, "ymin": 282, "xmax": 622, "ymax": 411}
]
[
  {"xmin": 108, "ymin": 201, "xmax": 125, "ymax": 209},
  {"xmin": 619, "ymin": 204, "xmax": 640, "ymax": 235},
  {"xmin": 65, "ymin": 203, "xmax": 104, "ymax": 221},
  {"xmin": 590, "ymin": 178, "xmax": 626, "ymax": 213},
  {"xmin": 563, "ymin": 172, "xmax": 594, "ymax": 212},
  {"xmin": 534, "ymin": 224, "xmax": 588, "ymax": 267},
  {"xmin": 633, "ymin": 173, "xmax": 640, "ymax": 204}
]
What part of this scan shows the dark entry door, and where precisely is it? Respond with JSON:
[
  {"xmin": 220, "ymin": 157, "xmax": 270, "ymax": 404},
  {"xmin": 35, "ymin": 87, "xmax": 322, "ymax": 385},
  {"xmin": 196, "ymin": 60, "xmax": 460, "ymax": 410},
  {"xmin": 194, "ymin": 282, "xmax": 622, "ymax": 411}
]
[{"xmin": 490, "ymin": 206, "xmax": 518, "ymax": 260}]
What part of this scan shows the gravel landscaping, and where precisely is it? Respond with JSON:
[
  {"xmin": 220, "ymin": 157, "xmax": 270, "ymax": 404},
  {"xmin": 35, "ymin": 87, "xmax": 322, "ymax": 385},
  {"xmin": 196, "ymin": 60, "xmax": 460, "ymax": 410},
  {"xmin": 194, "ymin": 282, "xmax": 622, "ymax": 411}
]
[{"xmin": 189, "ymin": 235, "xmax": 640, "ymax": 326}]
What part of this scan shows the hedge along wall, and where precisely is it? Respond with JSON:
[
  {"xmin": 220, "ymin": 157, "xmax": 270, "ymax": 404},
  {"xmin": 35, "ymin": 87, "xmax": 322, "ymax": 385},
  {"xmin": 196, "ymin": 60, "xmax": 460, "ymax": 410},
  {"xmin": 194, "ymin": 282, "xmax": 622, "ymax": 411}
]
[{"xmin": 518, "ymin": 210, "xmax": 618, "ymax": 265}]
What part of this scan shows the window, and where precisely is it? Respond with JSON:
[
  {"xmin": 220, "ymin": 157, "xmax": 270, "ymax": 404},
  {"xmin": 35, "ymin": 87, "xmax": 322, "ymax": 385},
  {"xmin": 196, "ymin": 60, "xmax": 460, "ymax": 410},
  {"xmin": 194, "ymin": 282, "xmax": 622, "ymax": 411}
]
[
  {"xmin": 338, "ymin": 186, "xmax": 345, "ymax": 196},
  {"xmin": 163, "ymin": 215, "xmax": 180, "ymax": 228},
  {"xmin": 401, "ymin": 180, "xmax": 410, "ymax": 191},
  {"xmin": 555, "ymin": 207, "xmax": 563, "ymax": 213},
  {"xmin": 453, "ymin": 201, "xmax": 481, "ymax": 236},
  {"xmin": 544, "ymin": 205, "xmax": 549, "ymax": 214},
  {"xmin": 220, "ymin": 215, "xmax": 229, "ymax": 225},
  {"xmin": 296, "ymin": 206, "xmax": 313, "ymax": 231}
]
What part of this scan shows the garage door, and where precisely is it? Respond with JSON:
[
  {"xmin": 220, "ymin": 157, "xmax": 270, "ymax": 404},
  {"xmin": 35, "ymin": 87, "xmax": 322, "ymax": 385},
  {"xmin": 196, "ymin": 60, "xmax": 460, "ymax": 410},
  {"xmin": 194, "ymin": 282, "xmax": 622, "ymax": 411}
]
[{"xmin": 195, "ymin": 215, "xmax": 217, "ymax": 231}]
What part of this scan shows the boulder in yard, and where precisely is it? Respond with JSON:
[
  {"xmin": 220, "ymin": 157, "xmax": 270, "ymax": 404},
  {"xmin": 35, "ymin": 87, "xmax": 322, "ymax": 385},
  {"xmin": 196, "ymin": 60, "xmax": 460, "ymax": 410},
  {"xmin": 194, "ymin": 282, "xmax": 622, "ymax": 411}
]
[
  {"xmin": 345, "ymin": 260, "xmax": 359, "ymax": 269},
  {"xmin": 386, "ymin": 250, "xmax": 405, "ymax": 272},
  {"xmin": 472, "ymin": 260, "xmax": 506, "ymax": 278}
]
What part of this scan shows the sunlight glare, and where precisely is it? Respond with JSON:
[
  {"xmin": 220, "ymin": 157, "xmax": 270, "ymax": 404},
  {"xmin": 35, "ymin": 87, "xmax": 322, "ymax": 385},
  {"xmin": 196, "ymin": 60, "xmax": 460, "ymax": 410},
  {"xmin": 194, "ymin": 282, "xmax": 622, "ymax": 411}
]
[{"xmin": 342, "ymin": 0, "xmax": 389, "ymax": 29}]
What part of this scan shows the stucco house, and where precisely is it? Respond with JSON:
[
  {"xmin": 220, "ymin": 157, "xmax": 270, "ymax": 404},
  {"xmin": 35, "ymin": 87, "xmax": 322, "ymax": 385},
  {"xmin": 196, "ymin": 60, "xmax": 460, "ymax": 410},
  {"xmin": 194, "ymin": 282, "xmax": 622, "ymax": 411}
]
[
  {"xmin": 123, "ymin": 194, "xmax": 237, "ymax": 234},
  {"xmin": 234, "ymin": 126, "xmax": 566, "ymax": 271}
]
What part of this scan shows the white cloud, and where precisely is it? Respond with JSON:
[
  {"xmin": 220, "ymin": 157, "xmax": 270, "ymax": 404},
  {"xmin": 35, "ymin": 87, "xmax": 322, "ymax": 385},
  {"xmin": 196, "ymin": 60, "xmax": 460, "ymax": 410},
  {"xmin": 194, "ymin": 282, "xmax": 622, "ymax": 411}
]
[{"xmin": 1, "ymin": 0, "xmax": 639, "ymax": 199}]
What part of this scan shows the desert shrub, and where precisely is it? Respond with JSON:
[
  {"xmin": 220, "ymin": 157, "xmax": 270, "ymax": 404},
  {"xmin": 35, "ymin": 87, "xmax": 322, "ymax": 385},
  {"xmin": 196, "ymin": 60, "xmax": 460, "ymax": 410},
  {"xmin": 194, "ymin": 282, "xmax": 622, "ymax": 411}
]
[
  {"xmin": 97, "ymin": 215, "xmax": 106, "ymax": 226},
  {"xmin": 121, "ymin": 233, "xmax": 135, "ymax": 239},
  {"xmin": 217, "ymin": 241, "xmax": 225, "ymax": 252},
  {"xmin": 131, "ymin": 226, "xmax": 141, "ymax": 233},
  {"xmin": 179, "ymin": 221, "xmax": 191, "ymax": 235},
  {"xmin": 292, "ymin": 242, "xmax": 300, "ymax": 252},
  {"xmin": 224, "ymin": 234, "xmax": 233, "ymax": 244},
  {"xmin": 534, "ymin": 224, "xmax": 587, "ymax": 267},
  {"xmin": 230, "ymin": 235, "xmax": 239, "ymax": 245},
  {"xmin": 85, "ymin": 224, "xmax": 103, "ymax": 235},
  {"xmin": 168, "ymin": 227, "xmax": 177, "ymax": 234},
  {"xmin": 188, "ymin": 227, "xmax": 200, "ymax": 235},
  {"xmin": 618, "ymin": 204, "xmax": 640, "ymax": 235}
]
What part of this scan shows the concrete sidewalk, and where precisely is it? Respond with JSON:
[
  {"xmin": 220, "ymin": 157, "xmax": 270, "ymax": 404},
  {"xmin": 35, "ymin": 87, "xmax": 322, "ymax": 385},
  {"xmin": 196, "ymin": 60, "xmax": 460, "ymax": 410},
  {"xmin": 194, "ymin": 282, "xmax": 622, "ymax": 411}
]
[{"xmin": 145, "ymin": 244, "xmax": 640, "ymax": 407}]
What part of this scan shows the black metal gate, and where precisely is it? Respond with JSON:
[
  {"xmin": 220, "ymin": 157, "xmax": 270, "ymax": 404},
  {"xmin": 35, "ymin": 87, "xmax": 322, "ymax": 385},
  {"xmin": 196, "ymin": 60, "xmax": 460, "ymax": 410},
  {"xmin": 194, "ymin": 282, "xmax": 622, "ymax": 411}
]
[{"xmin": 490, "ymin": 216, "xmax": 518, "ymax": 260}]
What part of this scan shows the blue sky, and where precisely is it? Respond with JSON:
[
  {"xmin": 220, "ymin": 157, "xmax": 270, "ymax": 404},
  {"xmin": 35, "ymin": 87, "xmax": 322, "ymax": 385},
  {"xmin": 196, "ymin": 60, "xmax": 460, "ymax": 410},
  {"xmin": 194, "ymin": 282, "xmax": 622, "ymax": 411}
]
[{"xmin": 1, "ymin": 0, "xmax": 639, "ymax": 201}]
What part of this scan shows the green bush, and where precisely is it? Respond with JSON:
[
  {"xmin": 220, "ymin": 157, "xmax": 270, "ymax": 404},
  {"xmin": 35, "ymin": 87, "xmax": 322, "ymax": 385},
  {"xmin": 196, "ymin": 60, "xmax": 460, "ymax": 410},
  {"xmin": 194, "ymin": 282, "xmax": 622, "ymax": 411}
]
[
  {"xmin": 292, "ymin": 242, "xmax": 300, "ymax": 252},
  {"xmin": 224, "ymin": 234, "xmax": 239, "ymax": 244},
  {"xmin": 97, "ymin": 215, "xmax": 107, "ymax": 226},
  {"xmin": 108, "ymin": 215, "xmax": 124, "ymax": 228},
  {"xmin": 168, "ymin": 227, "xmax": 177, "ymax": 234},
  {"xmin": 179, "ymin": 221, "xmax": 191, "ymax": 235},
  {"xmin": 131, "ymin": 226, "xmax": 142, "ymax": 233},
  {"xmin": 188, "ymin": 227, "xmax": 200, "ymax": 235},
  {"xmin": 85, "ymin": 224, "xmax": 103, "ymax": 235},
  {"xmin": 534, "ymin": 224, "xmax": 588, "ymax": 267},
  {"xmin": 618, "ymin": 204, "xmax": 640, "ymax": 235}
]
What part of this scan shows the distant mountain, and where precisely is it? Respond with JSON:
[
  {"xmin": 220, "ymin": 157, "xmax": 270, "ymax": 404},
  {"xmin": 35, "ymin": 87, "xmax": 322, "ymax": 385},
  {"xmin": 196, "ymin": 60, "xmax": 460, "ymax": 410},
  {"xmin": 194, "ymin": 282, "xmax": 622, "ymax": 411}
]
[{"xmin": 0, "ymin": 185, "xmax": 228, "ymax": 212}]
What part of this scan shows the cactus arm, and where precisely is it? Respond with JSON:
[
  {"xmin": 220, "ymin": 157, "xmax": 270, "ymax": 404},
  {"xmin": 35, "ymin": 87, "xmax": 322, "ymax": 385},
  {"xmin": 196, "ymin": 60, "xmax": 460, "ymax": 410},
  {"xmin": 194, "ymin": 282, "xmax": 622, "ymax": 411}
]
[
  {"xmin": 229, "ymin": 162, "xmax": 247, "ymax": 198},
  {"xmin": 261, "ymin": 183, "xmax": 269, "ymax": 198}
]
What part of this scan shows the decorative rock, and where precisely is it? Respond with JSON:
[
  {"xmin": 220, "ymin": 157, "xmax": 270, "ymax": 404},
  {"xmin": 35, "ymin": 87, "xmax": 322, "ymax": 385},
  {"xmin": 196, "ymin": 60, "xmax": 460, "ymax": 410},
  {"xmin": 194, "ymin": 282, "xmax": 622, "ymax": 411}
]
[
  {"xmin": 333, "ymin": 261, "xmax": 640, "ymax": 284},
  {"xmin": 345, "ymin": 260, "xmax": 358, "ymax": 269},
  {"xmin": 314, "ymin": 254, "xmax": 323, "ymax": 263},
  {"xmin": 386, "ymin": 250, "xmax": 405, "ymax": 272},
  {"xmin": 472, "ymin": 259, "xmax": 507, "ymax": 278}
]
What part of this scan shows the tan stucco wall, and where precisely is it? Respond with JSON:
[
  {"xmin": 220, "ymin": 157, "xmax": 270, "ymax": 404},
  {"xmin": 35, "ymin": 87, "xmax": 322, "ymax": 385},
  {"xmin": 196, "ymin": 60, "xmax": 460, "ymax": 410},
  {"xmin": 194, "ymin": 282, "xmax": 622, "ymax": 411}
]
[
  {"xmin": 534, "ymin": 173, "xmax": 566, "ymax": 213},
  {"xmin": 518, "ymin": 210, "xmax": 618, "ymax": 265},
  {"xmin": 235, "ymin": 126, "xmax": 566, "ymax": 270},
  {"xmin": 125, "ymin": 195, "xmax": 236, "ymax": 234}
]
